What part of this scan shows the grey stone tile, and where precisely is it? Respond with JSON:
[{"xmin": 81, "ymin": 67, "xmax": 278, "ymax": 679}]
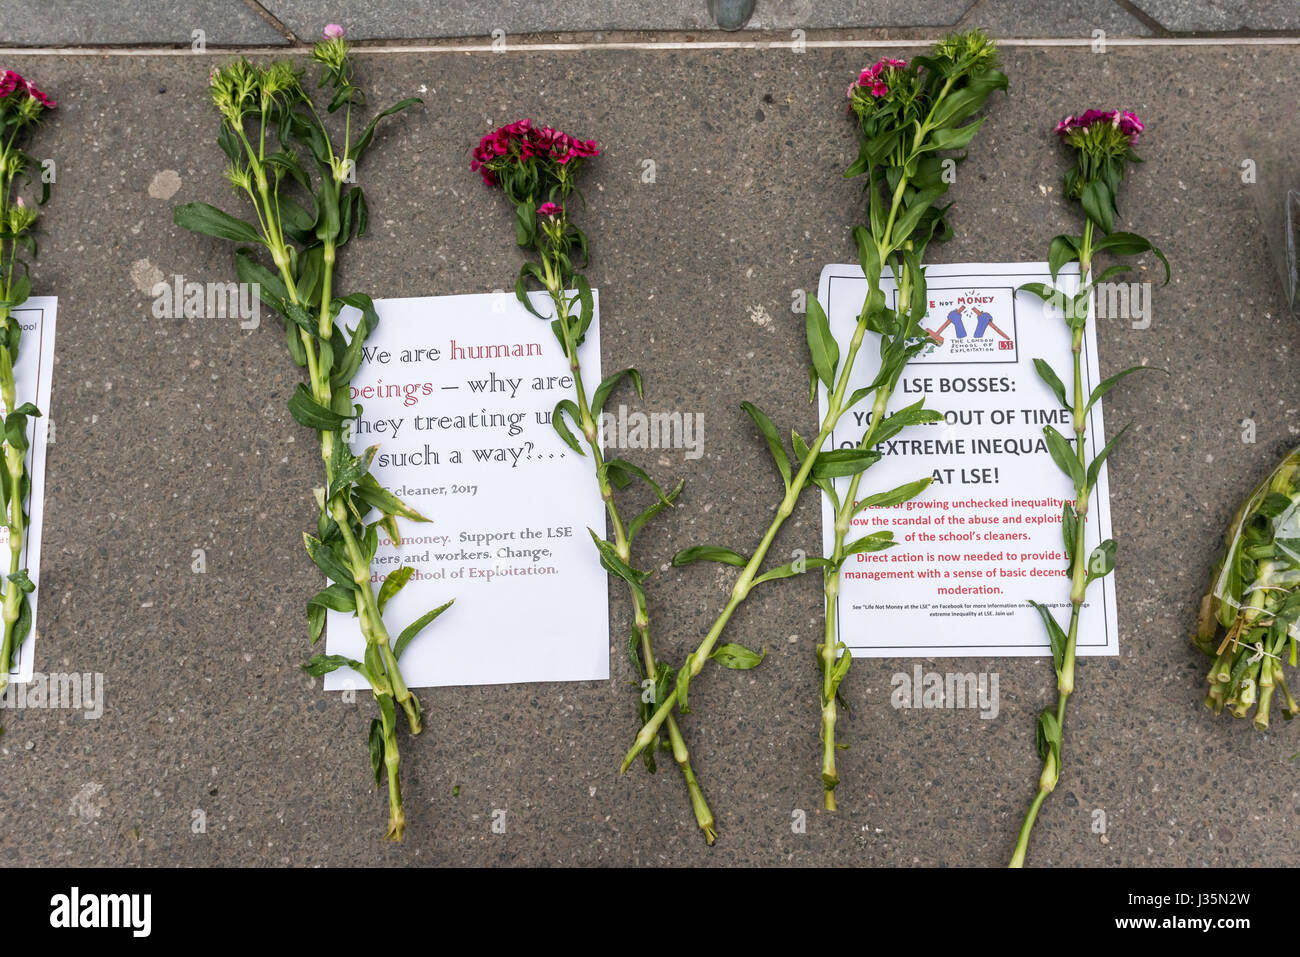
[
  {"xmin": 1130, "ymin": 0, "xmax": 1300, "ymax": 31},
  {"xmin": 962, "ymin": 0, "xmax": 1154, "ymax": 37},
  {"xmin": 261, "ymin": 0, "xmax": 975, "ymax": 40},
  {"xmin": 0, "ymin": 0, "xmax": 286, "ymax": 46},
  {"xmin": 0, "ymin": 42, "xmax": 1294, "ymax": 866}
]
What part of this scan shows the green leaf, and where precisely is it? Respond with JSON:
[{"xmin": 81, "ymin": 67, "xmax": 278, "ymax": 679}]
[
  {"xmin": 1032, "ymin": 358, "xmax": 1069, "ymax": 410},
  {"xmin": 710, "ymin": 643, "xmax": 767, "ymax": 670},
  {"xmin": 234, "ymin": 249, "xmax": 289, "ymax": 316},
  {"xmin": 302, "ymin": 653, "xmax": 365, "ymax": 678},
  {"xmin": 1085, "ymin": 365, "xmax": 1156, "ymax": 415},
  {"xmin": 869, "ymin": 401, "xmax": 943, "ymax": 446},
  {"xmin": 1081, "ymin": 179, "xmax": 1114, "ymax": 234},
  {"xmin": 174, "ymin": 201, "xmax": 263, "ymax": 245},
  {"xmin": 328, "ymin": 443, "xmax": 377, "ymax": 499},
  {"xmin": 394, "ymin": 598, "xmax": 454, "ymax": 659},
  {"xmin": 925, "ymin": 118, "xmax": 985, "ymax": 152},
  {"xmin": 741, "ymin": 401, "xmax": 791, "ymax": 490},
  {"xmin": 515, "ymin": 263, "xmax": 549, "ymax": 320},
  {"xmin": 353, "ymin": 474, "xmax": 430, "ymax": 522},
  {"xmin": 812, "ymin": 448, "xmax": 881, "ymax": 479},
  {"xmin": 1036, "ymin": 708, "xmax": 1062, "ymax": 763},
  {"xmin": 889, "ymin": 185, "xmax": 947, "ymax": 243},
  {"xmin": 574, "ymin": 274, "xmax": 595, "ymax": 341},
  {"xmin": 1028, "ymin": 600, "xmax": 1067, "ymax": 676},
  {"xmin": 334, "ymin": 292, "xmax": 381, "ymax": 337},
  {"xmin": 590, "ymin": 367, "xmax": 642, "ymax": 419},
  {"xmin": 628, "ymin": 479, "xmax": 684, "ymax": 542},
  {"xmin": 1048, "ymin": 234, "xmax": 1078, "ymax": 283},
  {"xmin": 1062, "ymin": 502, "xmax": 1079, "ymax": 564},
  {"xmin": 675, "ymin": 656, "xmax": 693, "ymax": 713},
  {"xmin": 552, "ymin": 399, "xmax": 585, "ymax": 455},
  {"xmin": 672, "ymin": 545, "xmax": 748, "ymax": 567},
  {"xmin": 330, "ymin": 323, "xmax": 368, "ymax": 388},
  {"xmin": 368, "ymin": 718, "xmax": 384, "ymax": 785},
  {"xmin": 852, "ymin": 477, "xmax": 932, "ymax": 515},
  {"xmin": 303, "ymin": 533, "xmax": 354, "ymax": 586},
  {"xmin": 852, "ymin": 226, "xmax": 882, "ymax": 287},
  {"xmin": 350, "ymin": 97, "xmax": 423, "ymax": 162},
  {"xmin": 377, "ymin": 566, "xmax": 414, "ymax": 614},
  {"xmin": 1017, "ymin": 282, "xmax": 1058, "ymax": 304},
  {"xmin": 751, "ymin": 556, "xmax": 833, "ymax": 586},
  {"xmin": 1086, "ymin": 422, "xmax": 1130, "ymax": 490},
  {"xmin": 1087, "ymin": 539, "xmax": 1116, "ymax": 581},
  {"xmin": 603, "ymin": 458, "xmax": 671, "ymax": 503},
  {"xmin": 6, "ymin": 568, "xmax": 34, "ymax": 593},
  {"xmin": 805, "ymin": 295, "xmax": 839, "ymax": 389},
  {"xmin": 588, "ymin": 529, "xmax": 650, "ymax": 588},
  {"xmin": 1092, "ymin": 231, "xmax": 1170, "ymax": 283},
  {"xmin": 288, "ymin": 383, "xmax": 351, "ymax": 431},
  {"xmin": 842, "ymin": 531, "xmax": 895, "ymax": 556},
  {"xmin": 308, "ymin": 582, "xmax": 356, "ymax": 613},
  {"xmin": 2, "ymin": 273, "xmax": 31, "ymax": 309},
  {"xmin": 1042, "ymin": 426, "xmax": 1084, "ymax": 487}
]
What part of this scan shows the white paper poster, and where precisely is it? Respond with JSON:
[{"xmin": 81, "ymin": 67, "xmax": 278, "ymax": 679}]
[
  {"xmin": 818, "ymin": 263, "xmax": 1119, "ymax": 658},
  {"xmin": 324, "ymin": 292, "xmax": 608, "ymax": 689},
  {"xmin": 3, "ymin": 296, "xmax": 55, "ymax": 684}
]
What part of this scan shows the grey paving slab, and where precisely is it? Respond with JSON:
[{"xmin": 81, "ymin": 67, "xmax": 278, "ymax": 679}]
[
  {"xmin": 0, "ymin": 0, "xmax": 286, "ymax": 46},
  {"xmin": 261, "ymin": 0, "xmax": 975, "ymax": 39},
  {"xmin": 1131, "ymin": 0, "xmax": 1300, "ymax": 31},
  {"xmin": 962, "ymin": 0, "xmax": 1154, "ymax": 37},
  {"xmin": 0, "ymin": 42, "xmax": 1297, "ymax": 867}
]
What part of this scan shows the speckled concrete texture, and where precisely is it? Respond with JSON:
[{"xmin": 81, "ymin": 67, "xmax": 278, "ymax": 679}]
[
  {"xmin": 0, "ymin": 42, "xmax": 1297, "ymax": 866},
  {"xmin": 1128, "ymin": 0, "xmax": 1300, "ymax": 32},
  {"xmin": 11, "ymin": 0, "xmax": 1300, "ymax": 46},
  {"xmin": 257, "ymin": 0, "xmax": 976, "ymax": 38},
  {"xmin": 0, "ymin": 1, "xmax": 287, "ymax": 46}
]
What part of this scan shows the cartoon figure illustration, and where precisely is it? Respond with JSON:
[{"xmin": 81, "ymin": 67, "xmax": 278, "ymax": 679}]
[
  {"xmin": 925, "ymin": 304, "xmax": 969, "ymax": 345},
  {"xmin": 972, "ymin": 308, "xmax": 1011, "ymax": 340},
  {"xmin": 924, "ymin": 303, "xmax": 1012, "ymax": 346}
]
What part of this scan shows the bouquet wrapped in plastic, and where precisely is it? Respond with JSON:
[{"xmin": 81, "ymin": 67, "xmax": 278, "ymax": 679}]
[{"xmin": 1195, "ymin": 446, "xmax": 1300, "ymax": 729}]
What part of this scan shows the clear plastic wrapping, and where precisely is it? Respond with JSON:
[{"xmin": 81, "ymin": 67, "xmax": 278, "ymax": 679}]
[{"xmin": 1196, "ymin": 446, "xmax": 1300, "ymax": 727}]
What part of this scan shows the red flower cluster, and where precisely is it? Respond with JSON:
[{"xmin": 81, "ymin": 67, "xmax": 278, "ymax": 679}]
[
  {"xmin": 1055, "ymin": 109, "xmax": 1142, "ymax": 144},
  {"xmin": 848, "ymin": 57, "xmax": 907, "ymax": 99},
  {"xmin": 0, "ymin": 69, "xmax": 55, "ymax": 108},
  {"xmin": 471, "ymin": 118, "xmax": 599, "ymax": 186}
]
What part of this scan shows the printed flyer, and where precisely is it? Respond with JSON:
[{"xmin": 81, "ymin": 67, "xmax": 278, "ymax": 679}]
[
  {"xmin": 324, "ymin": 292, "xmax": 609, "ymax": 689},
  {"xmin": 817, "ymin": 263, "xmax": 1119, "ymax": 658},
  {"xmin": 2, "ymin": 296, "xmax": 55, "ymax": 685}
]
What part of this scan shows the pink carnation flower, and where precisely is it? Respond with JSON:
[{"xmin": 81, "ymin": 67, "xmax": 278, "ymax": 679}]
[
  {"xmin": 323, "ymin": 23, "xmax": 345, "ymax": 39},
  {"xmin": 470, "ymin": 118, "xmax": 599, "ymax": 185},
  {"xmin": 848, "ymin": 57, "xmax": 907, "ymax": 99},
  {"xmin": 537, "ymin": 202, "xmax": 562, "ymax": 218},
  {"xmin": 24, "ymin": 78, "xmax": 55, "ymax": 108},
  {"xmin": 0, "ymin": 70, "xmax": 55, "ymax": 108},
  {"xmin": 1055, "ymin": 108, "xmax": 1143, "ymax": 144}
]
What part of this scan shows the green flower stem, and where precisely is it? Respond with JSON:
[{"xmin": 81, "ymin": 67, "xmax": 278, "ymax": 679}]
[
  {"xmin": 243, "ymin": 142, "xmax": 419, "ymax": 838},
  {"xmin": 1010, "ymin": 220, "xmax": 1095, "ymax": 868},
  {"xmin": 821, "ymin": 389, "xmax": 892, "ymax": 810},
  {"xmin": 818, "ymin": 247, "xmax": 924, "ymax": 809},
  {"xmin": 621, "ymin": 313, "xmax": 873, "ymax": 774},
  {"xmin": 540, "ymin": 252, "xmax": 715, "ymax": 843},
  {"xmin": 0, "ymin": 321, "xmax": 26, "ymax": 692},
  {"xmin": 620, "ymin": 128, "xmax": 930, "ymax": 775}
]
